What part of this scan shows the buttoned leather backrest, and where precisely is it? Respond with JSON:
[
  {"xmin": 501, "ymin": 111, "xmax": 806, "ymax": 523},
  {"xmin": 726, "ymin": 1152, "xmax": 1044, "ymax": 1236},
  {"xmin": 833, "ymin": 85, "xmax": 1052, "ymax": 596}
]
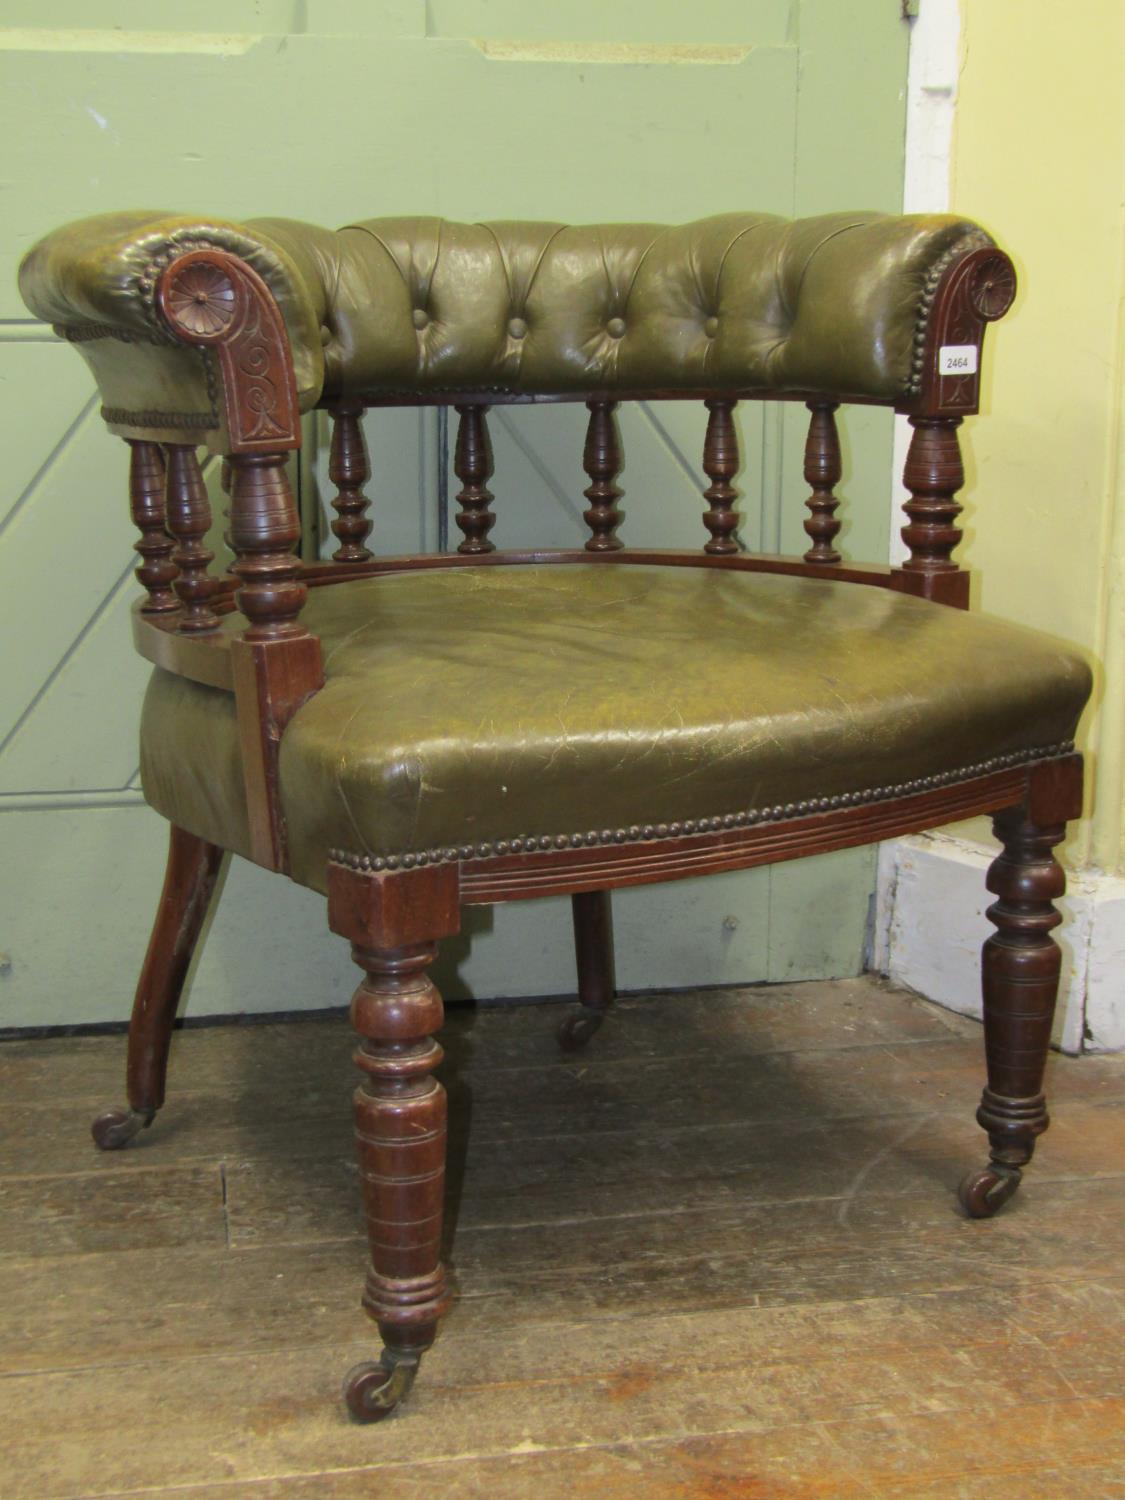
[
  {"xmin": 299, "ymin": 211, "xmax": 995, "ymax": 401},
  {"xmin": 19, "ymin": 210, "xmax": 994, "ymax": 438}
]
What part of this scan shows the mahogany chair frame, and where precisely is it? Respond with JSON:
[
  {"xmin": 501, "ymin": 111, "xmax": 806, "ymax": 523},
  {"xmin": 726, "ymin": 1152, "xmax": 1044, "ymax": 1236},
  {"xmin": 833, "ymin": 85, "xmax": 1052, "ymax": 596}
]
[{"xmin": 92, "ymin": 240, "xmax": 1082, "ymax": 1421}]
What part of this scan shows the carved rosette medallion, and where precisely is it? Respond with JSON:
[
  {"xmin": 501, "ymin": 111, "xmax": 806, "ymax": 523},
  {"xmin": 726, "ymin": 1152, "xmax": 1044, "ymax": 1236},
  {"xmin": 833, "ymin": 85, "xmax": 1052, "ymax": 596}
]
[
  {"xmin": 164, "ymin": 262, "xmax": 237, "ymax": 337},
  {"xmin": 969, "ymin": 254, "xmax": 1017, "ymax": 321}
]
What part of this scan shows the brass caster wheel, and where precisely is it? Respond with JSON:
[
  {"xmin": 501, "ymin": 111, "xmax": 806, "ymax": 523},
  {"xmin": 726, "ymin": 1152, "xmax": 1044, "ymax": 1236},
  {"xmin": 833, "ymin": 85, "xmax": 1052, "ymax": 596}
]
[
  {"xmin": 557, "ymin": 1007, "xmax": 606, "ymax": 1052},
  {"xmin": 958, "ymin": 1163, "xmax": 1022, "ymax": 1219},
  {"xmin": 91, "ymin": 1107, "xmax": 155, "ymax": 1151},
  {"xmin": 343, "ymin": 1351, "xmax": 420, "ymax": 1422}
]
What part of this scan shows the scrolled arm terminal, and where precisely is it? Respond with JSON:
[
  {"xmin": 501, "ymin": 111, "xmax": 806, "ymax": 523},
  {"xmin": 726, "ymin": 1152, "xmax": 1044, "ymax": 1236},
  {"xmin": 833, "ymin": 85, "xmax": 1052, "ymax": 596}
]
[{"xmin": 156, "ymin": 248, "xmax": 301, "ymax": 453}]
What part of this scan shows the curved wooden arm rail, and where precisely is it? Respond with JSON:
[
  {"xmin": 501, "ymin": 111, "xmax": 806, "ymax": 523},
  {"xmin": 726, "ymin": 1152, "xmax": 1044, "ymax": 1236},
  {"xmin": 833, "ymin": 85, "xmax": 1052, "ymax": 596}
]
[{"xmin": 18, "ymin": 208, "xmax": 1086, "ymax": 1424}]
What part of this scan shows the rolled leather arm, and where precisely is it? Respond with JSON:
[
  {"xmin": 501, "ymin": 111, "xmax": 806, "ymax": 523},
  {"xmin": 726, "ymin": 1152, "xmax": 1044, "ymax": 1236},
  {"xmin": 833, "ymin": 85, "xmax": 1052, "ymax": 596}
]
[
  {"xmin": 18, "ymin": 211, "xmax": 330, "ymax": 441},
  {"xmin": 19, "ymin": 209, "xmax": 1010, "ymax": 442}
]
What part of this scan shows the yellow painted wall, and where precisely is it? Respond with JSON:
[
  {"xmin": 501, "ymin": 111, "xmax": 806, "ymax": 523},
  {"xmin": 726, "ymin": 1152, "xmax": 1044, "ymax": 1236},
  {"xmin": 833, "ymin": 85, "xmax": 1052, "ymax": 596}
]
[{"xmin": 951, "ymin": 0, "xmax": 1125, "ymax": 871}]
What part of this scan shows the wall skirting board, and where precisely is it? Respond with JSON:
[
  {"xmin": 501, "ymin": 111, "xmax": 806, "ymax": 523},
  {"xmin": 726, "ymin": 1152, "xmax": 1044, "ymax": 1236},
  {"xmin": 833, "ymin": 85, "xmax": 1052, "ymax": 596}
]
[{"xmin": 872, "ymin": 834, "xmax": 1125, "ymax": 1055}]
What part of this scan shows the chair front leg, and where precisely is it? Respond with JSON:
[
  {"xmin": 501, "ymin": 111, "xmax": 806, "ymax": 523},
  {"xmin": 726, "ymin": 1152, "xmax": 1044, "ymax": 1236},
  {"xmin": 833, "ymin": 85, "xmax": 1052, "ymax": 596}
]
[
  {"xmin": 344, "ymin": 939, "xmax": 452, "ymax": 1420},
  {"xmin": 92, "ymin": 824, "xmax": 223, "ymax": 1149},
  {"xmin": 959, "ymin": 805, "xmax": 1067, "ymax": 1217},
  {"xmin": 327, "ymin": 859, "xmax": 460, "ymax": 1421}
]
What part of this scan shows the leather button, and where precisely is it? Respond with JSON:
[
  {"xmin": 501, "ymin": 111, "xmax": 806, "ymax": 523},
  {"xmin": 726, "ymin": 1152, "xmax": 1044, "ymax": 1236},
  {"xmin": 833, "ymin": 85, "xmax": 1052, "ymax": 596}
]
[
  {"xmin": 704, "ymin": 316, "xmax": 719, "ymax": 338},
  {"xmin": 507, "ymin": 316, "xmax": 528, "ymax": 339},
  {"xmin": 606, "ymin": 316, "xmax": 626, "ymax": 339},
  {"xmin": 412, "ymin": 308, "xmax": 429, "ymax": 331}
]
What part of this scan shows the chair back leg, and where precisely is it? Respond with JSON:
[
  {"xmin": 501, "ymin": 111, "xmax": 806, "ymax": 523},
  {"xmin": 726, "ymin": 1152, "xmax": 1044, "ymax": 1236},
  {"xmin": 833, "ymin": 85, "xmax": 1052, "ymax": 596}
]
[
  {"xmin": 558, "ymin": 889, "xmax": 617, "ymax": 1051},
  {"xmin": 91, "ymin": 825, "xmax": 223, "ymax": 1150}
]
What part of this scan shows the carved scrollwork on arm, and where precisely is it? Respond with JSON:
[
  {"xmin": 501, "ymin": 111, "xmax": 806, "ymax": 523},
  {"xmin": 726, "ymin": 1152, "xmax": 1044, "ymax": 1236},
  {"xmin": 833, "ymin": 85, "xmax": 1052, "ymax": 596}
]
[
  {"xmin": 908, "ymin": 245, "xmax": 1018, "ymax": 418},
  {"xmin": 155, "ymin": 249, "xmax": 300, "ymax": 454}
]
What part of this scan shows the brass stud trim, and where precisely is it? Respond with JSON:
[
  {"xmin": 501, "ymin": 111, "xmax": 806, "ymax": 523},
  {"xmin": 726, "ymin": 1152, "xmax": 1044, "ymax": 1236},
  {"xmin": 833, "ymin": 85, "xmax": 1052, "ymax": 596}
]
[
  {"xmin": 328, "ymin": 740, "xmax": 1075, "ymax": 874},
  {"xmin": 905, "ymin": 229, "xmax": 993, "ymax": 396}
]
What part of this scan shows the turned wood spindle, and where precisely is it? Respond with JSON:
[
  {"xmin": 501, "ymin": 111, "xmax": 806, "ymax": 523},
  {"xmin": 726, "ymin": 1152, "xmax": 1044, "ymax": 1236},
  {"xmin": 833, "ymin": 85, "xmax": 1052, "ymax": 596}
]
[
  {"xmin": 126, "ymin": 439, "xmax": 179, "ymax": 613},
  {"xmin": 226, "ymin": 452, "xmax": 309, "ymax": 641},
  {"xmin": 344, "ymin": 939, "xmax": 452, "ymax": 1420},
  {"xmin": 960, "ymin": 807, "xmax": 1067, "ymax": 1217},
  {"xmin": 802, "ymin": 400, "xmax": 843, "ymax": 563},
  {"xmin": 701, "ymin": 399, "xmax": 740, "ymax": 554},
  {"xmin": 901, "ymin": 415, "xmax": 965, "ymax": 575},
  {"xmin": 453, "ymin": 404, "xmax": 496, "ymax": 554},
  {"xmin": 164, "ymin": 444, "xmax": 220, "ymax": 633},
  {"xmin": 582, "ymin": 400, "xmax": 624, "ymax": 551},
  {"xmin": 329, "ymin": 404, "xmax": 374, "ymax": 561},
  {"xmin": 218, "ymin": 457, "xmax": 234, "ymax": 555}
]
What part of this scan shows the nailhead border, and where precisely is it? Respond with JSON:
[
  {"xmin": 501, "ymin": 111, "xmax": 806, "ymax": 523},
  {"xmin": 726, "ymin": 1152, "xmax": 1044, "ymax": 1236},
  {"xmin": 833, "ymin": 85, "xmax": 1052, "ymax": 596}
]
[
  {"xmin": 135, "ymin": 238, "xmax": 232, "ymax": 429},
  {"xmin": 55, "ymin": 322, "xmax": 176, "ymax": 348},
  {"xmin": 366, "ymin": 385, "xmax": 521, "ymax": 399},
  {"xmin": 101, "ymin": 405, "xmax": 217, "ymax": 430},
  {"xmin": 328, "ymin": 740, "xmax": 1074, "ymax": 874},
  {"xmin": 53, "ymin": 237, "xmax": 232, "ymax": 435},
  {"xmin": 904, "ymin": 229, "xmax": 993, "ymax": 397}
]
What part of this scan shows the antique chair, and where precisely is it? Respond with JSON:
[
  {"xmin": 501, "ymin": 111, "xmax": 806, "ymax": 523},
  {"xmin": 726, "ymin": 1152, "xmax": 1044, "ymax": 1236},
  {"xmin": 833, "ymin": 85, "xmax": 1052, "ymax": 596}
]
[{"xmin": 18, "ymin": 210, "xmax": 1091, "ymax": 1421}]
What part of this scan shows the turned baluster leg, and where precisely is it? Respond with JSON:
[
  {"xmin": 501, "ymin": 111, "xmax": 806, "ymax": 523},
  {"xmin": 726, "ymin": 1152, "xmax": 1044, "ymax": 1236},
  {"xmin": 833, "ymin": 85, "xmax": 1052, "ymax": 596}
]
[
  {"xmin": 342, "ymin": 941, "xmax": 451, "ymax": 1419},
  {"xmin": 901, "ymin": 415, "xmax": 963, "ymax": 570},
  {"xmin": 165, "ymin": 443, "xmax": 220, "ymax": 632},
  {"xmin": 91, "ymin": 826, "xmax": 224, "ymax": 1150},
  {"xmin": 701, "ymin": 398, "xmax": 740, "ymax": 554},
  {"xmin": 126, "ymin": 440, "xmax": 179, "ymax": 613},
  {"xmin": 582, "ymin": 400, "xmax": 624, "ymax": 551},
  {"xmin": 802, "ymin": 400, "xmax": 843, "ymax": 563},
  {"xmin": 453, "ymin": 404, "xmax": 496, "ymax": 554},
  {"xmin": 896, "ymin": 415, "xmax": 969, "ymax": 605},
  {"xmin": 328, "ymin": 861, "xmax": 459, "ymax": 1421},
  {"xmin": 558, "ymin": 890, "xmax": 617, "ymax": 1051},
  {"xmin": 959, "ymin": 806, "xmax": 1067, "ymax": 1217},
  {"xmin": 329, "ymin": 403, "xmax": 374, "ymax": 561},
  {"xmin": 226, "ymin": 451, "xmax": 308, "ymax": 639}
]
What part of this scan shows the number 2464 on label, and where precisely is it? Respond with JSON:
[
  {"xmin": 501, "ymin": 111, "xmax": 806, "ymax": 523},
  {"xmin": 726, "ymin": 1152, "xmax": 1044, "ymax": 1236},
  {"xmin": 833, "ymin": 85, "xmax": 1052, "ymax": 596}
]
[{"xmin": 939, "ymin": 344, "xmax": 978, "ymax": 375}]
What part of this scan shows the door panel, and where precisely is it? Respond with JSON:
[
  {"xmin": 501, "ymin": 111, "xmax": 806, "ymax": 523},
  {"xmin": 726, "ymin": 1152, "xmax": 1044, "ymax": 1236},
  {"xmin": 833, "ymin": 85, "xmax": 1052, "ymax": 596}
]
[{"xmin": 0, "ymin": 2, "xmax": 907, "ymax": 1023}]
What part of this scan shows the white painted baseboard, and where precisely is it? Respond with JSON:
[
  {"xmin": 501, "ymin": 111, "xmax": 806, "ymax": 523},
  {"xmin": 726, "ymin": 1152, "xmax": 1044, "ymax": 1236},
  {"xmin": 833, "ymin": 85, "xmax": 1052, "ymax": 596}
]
[{"xmin": 873, "ymin": 834, "xmax": 1125, "ymax": 1054}]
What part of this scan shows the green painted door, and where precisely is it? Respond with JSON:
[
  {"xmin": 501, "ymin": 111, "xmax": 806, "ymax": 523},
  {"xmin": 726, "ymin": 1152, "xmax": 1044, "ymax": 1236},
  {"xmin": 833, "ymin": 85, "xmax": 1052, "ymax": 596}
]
[{"xmin": 0, "ymin": 2, "xmax": 909, "ymax": 1024}]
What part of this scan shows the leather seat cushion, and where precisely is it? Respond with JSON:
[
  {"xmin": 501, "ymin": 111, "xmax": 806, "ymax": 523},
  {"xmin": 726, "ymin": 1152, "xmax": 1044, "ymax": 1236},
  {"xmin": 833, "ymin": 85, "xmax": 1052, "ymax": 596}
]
[{"xmin": 139, "ymin": 565, "xmax": 1092, "ymax": 894}]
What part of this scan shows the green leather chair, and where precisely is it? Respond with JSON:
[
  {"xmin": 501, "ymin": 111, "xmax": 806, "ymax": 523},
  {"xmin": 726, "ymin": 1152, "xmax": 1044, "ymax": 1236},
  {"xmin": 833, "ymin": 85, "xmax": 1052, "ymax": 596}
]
[{"xmin": 19, "ymin": 209, "xmax": 1091, "ymax": 1421}]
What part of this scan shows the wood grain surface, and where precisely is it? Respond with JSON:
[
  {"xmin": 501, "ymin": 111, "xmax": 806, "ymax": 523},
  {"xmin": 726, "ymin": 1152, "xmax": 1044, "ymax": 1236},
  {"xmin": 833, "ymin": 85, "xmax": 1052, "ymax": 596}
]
[{"xmin": 1, "ymin": 977, "xmax": 1122, "ymax": 1498}]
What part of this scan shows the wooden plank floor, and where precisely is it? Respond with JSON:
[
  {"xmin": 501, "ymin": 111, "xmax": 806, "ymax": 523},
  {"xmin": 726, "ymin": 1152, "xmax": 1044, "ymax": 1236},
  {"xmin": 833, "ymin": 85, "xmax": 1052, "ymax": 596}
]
[{"xmin": 1, "ymin": 976, "xmax": 1123, "ymax": 1499}]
